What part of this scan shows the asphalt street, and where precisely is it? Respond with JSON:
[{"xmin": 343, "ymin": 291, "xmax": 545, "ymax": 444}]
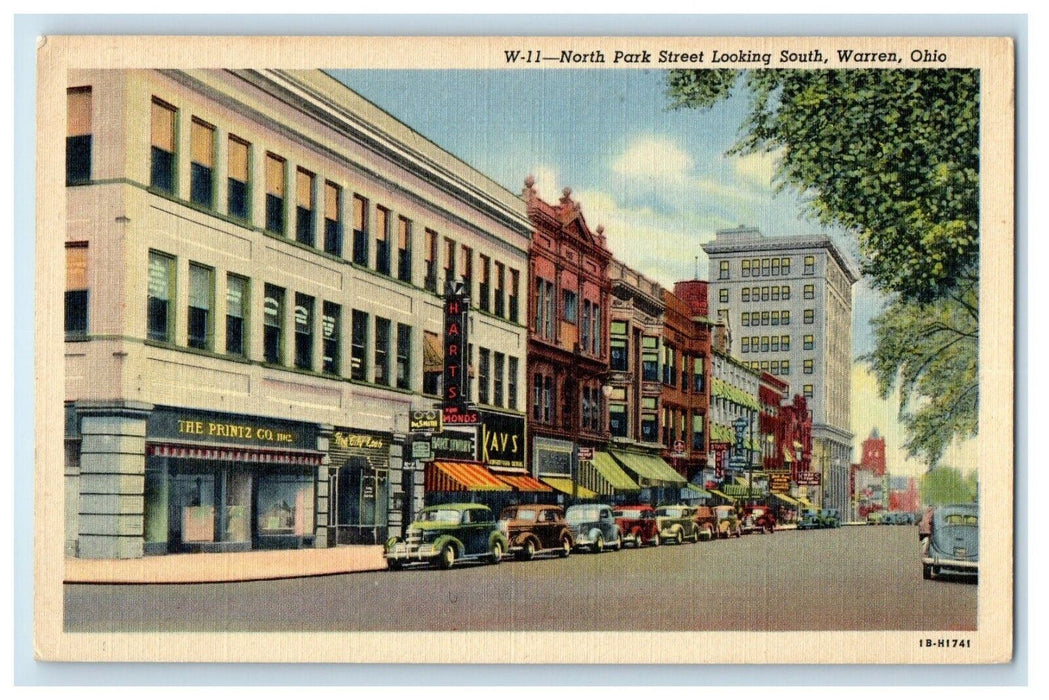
[{"xmin": 64, "ymin": 525, "xmax": 976, "ymax": 632}]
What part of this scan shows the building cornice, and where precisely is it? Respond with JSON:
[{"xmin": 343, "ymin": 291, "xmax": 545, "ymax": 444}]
[{"xmin": 702, "ymin": 232, "xmax": 861, "ymax": 284}]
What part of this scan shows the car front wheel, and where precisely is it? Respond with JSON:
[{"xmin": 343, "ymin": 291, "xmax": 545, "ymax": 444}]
[
  {"xmin": 559, "ymin": 535, "xmax": 572, "ymax": 557},
  {"xmin": 489, "ymin": 541, "xmax": 503, "ymax": 565},
  {"xmin": 437, "ymin": 544, "xmax": 456, "ymax": 570},
  {"xmin": 517, "ymin": 539, "xmax": 536, "ymax": 561},
  {"xmin": 614, "ymin": 533, "xmax": 623, "ymax": 551},
  {"xmin": 593, "ymin": 533, "xmax": 605, "ymax": 553}
]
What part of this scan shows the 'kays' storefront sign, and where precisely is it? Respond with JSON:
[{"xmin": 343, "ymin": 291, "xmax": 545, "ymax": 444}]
[{"xmin": 443, "ymin": 281, "xmax": 469, "ymax": 405}]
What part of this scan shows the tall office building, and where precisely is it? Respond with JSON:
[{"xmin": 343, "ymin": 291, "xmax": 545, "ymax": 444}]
[{"xmin": 702, "ymin": 226, "xmax": 859, "ymax": 514}]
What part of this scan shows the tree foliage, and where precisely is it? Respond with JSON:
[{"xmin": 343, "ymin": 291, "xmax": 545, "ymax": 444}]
[
  {"xmin": 920, "ymin": 466, "xmax": 977, "ymax": 505},
  {"xmin": 865, "ymin": 282, "xmax": 978, "ymax": 464},
  {"xmin": 667, "ymin": 69, "xmax": 979, "ymax": 303},
  {"xmin": 667, "ymin": 69, "xmax": 981, "ymax": 465}
]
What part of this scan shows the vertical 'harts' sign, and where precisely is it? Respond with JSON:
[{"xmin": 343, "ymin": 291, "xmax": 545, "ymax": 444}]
[{"xmin": 443, "ymin": 280, "xmax": 469, "ymax": 406}]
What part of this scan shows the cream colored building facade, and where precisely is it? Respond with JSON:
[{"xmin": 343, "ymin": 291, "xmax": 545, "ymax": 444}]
[{"xmin": 64, "ymin": 69, "xmax": 531, "ymax": 559}]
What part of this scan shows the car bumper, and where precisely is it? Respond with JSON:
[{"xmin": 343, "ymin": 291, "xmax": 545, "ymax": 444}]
[
  {"xmin": 385, "ymin": 543, "xmax": 438, "ymax": 563},
  {"xmin": 922, "ymin": 554, "xmax": 978, "ymax": 575}
]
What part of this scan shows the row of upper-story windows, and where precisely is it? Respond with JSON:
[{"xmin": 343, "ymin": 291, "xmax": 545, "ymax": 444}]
[
  {"xmin": 718, "ymin": 255, "xmax": 817, "ymax": 280},
  {"xmin": 66, "ymin": 87, "xmax": 523, "ymax": 324},
  {"xmin": 742, "ymin": 335, "xmax": 792, "ymax": 353},
  {"xmin": 141, "ymin": 248, "xmax": 422, "ymax": 390},
  {"xmin": 534, "ymin": 277, "xmax": 601, "ymax": 356},
  {"xmin": 742, "ymin": 359, "xmax": 792, "ymax": 377},
  {"xmin": 742, "ymin": 310, "xmax": 792, "ymax": 327},
  {"xmin": 726, "ymin": 284, "xmax": 817, "ymax": 303}
]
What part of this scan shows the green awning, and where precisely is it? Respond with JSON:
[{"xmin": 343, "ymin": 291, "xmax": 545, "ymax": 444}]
[
  {"xmin": 609, "ymin": 450, "xmax": 687, "ymax": 486},
  {"xmin": 722, "ymin": 483, "xmax": 753, "ymax": 497},
  {"xmin": 708, "ymin": 489, "xmax": 736, "ymax": 502},
  {"xmin": 541, "ymin": 477, "xmax": 598, "ymax": 500},
  {"xmin": 588, "ymin": 451, "xmax": 641, "ymax": 493},
  {"xmin": 684, "ymin": 483, "xmax": 712, "ymax": 498}
]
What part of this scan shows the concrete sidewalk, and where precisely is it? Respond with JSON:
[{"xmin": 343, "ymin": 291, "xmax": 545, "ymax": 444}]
[{"xmin": 65, "ymin": 546, "xmax": 387, "ymax": 584}]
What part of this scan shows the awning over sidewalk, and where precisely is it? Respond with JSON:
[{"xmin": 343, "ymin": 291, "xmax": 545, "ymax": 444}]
[
  {"xmin": 684, "ymin": 483, "xmax": 712, "ymax": 498},
  {"xmin": 494, "ymin": 472, "xmax": 553, "ymax": 493},
  {"xmin": 148, "ymin": 443, "xmax": 324, "ymax": 466},
  {"xmin": 771, "ymin": 492, "xmax": 799, "ymax": 506},
  {"xmin": 541, "ymin": 476, "xmax": 599, "ymax": 500},
  {"xmin": 708, "ymin": 489, "xmax": 736, "ymax": 502},
  {"xmin": 585, "ymin": 451, "xmax": 641, "ymax": 494},
  {"xmin": 425, "ymin": 461, "xmax": 511, "ymax": 492},
  {"xmin": 609, "ymin": 450, "xmax": 687, "ymax": 486},
  {"xmin": 796, "ymin": 497, "xmax": 817, "ymax": 510}
]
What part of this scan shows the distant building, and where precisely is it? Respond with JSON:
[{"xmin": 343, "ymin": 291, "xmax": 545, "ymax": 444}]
[
  {"xmin": 859, "ymin": 428, "xmax": 887, "ymax": 477},
  {"xmin": 702, "ymin": 225, "xmax": 859, "ymax": 514}
]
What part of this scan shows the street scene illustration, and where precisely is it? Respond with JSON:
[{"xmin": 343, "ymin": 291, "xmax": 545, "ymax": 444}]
[{"xmin": 60, "ymin": 65, "xmax": 980, "ymax": 634}]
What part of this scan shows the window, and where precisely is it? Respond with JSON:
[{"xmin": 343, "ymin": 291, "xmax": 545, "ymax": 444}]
[
  {"xmin": 771, "ymin": 360, "xmax": 780, "ymax": 375},
  {"xmin": 375, "ymin": 206, "xmax": 391, "ymax": 275},
  {"xmin": 771, "ymin": 258, "xmax": 780, "ymax": 276},
  {"xmin": 581, "ymin": 299, "xmax": 591, "ymax": 351},
  {"xmin": 535, "ymin": 278, "xmax": 554, "ymax": 339},
  {"xmin": 772, "ymin": 286, "xmax": 780, "ymax": 301},
  {"xmin": 424, "ymin": 229, "xmax": 438, "ymax": 292},
  {"xmin": 592, "ymin": 303, "xmax": 600, "ymax": 355},
  {"xmin": 187, "ymin": 263, "xmax": 213, "ymax": 351},
  {"xmin": 65, "ymin": 243, "xmax": 88, "ymax": 337},
  {"xmin": 227, "ymin": 135, "xmax": 251, "ymax": 220},
  {"xmin": 761, "ymin": 286, "xmax": 770, "ymax": 302},
  {"xmin": 742, "ymin": 312, "xmax": 749, "ymax": 327},
  {"xmin": 374, "ymin": 317, "xmax": 390, "ymax": 386},
  {"xmin": 610, "ymin": 403, "xmax": 628, "ymax": 438},
  {"xmin": 478, "ymin": 348, "xmax": 490, "ymax": 405},
  {"xmin": 803, "ymin": 384, "xmax": 813, "ymax": 399},
  {"xmin": 352, "ymin": 195, "xmax": 369, "ymax": 266},
  {"xmin": 742, "ymin": 337, "xmax": 750, "ymax": 353},
  {"xmin": 761, "ymin": 311, "xmax": 770, "ymax": 326},
  {"xmin": 294, "ymin": 293, "xmax": 314, "ymax": 370},
  {"xmin": 396, "ymin": 323, "xmax": 411, "ymax": 390},
  {"xmin": 761, "ymin": 336, "xmax": 770, "ymax": 352},
  {"xmin": 265, "ymin": 153, "xmax": 286, "ymax": 234},
  {"xmin": 423, "ymin": 330, "xmax": 441, "ymax": 395},
  {"xmin": 804, "ymin": 256, "xmax": 815, "ymax": 275},
  {"xmin": 226, "ymin": 274, "xmax": 247, "ymax": 356},
  {"xmin": 782, "ymin": 257, "xmax": 791, "ymax": 275},
  {"xmin": 443, "ymin": 238, "xmax": 456, "ymax": 289},
  {"xmin": 742, "ymin": 288, "xmax": 750, "ymax": 302},
  {"xmin": 762, "ymin": 258, "xmax": 771, "ymax": 276},
  {"xmin": 770, "ymin": 336, "xmax": 778, "ymax": 352},
  {"xmin": 562, "ymin": 289, "xmax": 578, "ymax": 323},
  {"xmin": 532, "ymin": 373, "xmax": 542, "ymax": 422},
  {"xmin": 150, "ymin": 98, "xmax": 177, "ymax": 194},
  {"xmin": 641, "ymin": 413, "xmax": 657, "ymax": 442},
  {"xmin": 663, "ymin": 345, "xmax": 677, "ymax": 386},
  {"xmin": 458, "ymin": 245, "xmax": 473, "ymax": 297},
  {"xmin": 263, "ymin": 284, "xmax": 284, "ymax": 364},
  {"xmin": 351, "ymin": 310, "xmax": 368, "ymax": 381},
  {"xmin": 610, "ymin": 321, "xmax": 628, "ymax": 371},
  {"xmin": 66, "ymin": 87, "xmax": 92, "ymax": 185},
  {"xmin": 781, "ymin": 334, "xmax": 790, "ymax": 351},
  {"xmin": 296, "ymin": 169, "xmax": 315, "ymax": 246},
  {"xmin": 804, "ymin": 284, "xmax": 815, "ymax": 300},
  {"xmin": 543, "ymin": 376, "xmax": 555, "ymax": 423},
  {"xmin": 642, "ymin": 336, "xmax": 659, "ymax": 381},
  {"xmin": 493, "ymin": 352, "xmax": 505, "ymax": 407},
  {"xmin": 760, "ymin": 361, "xmax": 769, "ymax": 371},
  {"xmin": 508, "ymin": 357, "xmax": 518, "ymax": 410},
  {"xmin": 782, "ymin": 285, "xmax": 791, "ymax": 300},
  {"xmin": 190, "ymin": 119, "xmax": 215, "ymax": 208},
  {"xmin": 804, "ymin": 309, "xmax": 815, "ymax": 324},
  {"xmin": 324, "ymin": 182, "xmax": 342, "ymax": 256},
  {"xmin": 478, "ymin": 255, "xmax": 491, "ymax": 312},
  {"xmin": 719, "ymin": 288, "xmax": 729, "ymax": 303},
  {"xmin": 719, "ymin": 260, "xmax": 729, "ymax": 279},
  {"xmin": 781, "ymin": 360, "xmax": 790, "ymax": 375},
  {"xmin": 147, "ymin": 251, "xmax": 175, "ymax": 342},
  {"xmin": 803, "ymin": 359, "xmax": 814, "ymax": 374},
  {"xmin": 692, "ymin": 413, "xmax": 705, "ymax": 451},
  {"xmin": 741, "ymin": 259, "xmax": 751, "ymax": 277},
  {"xmin": 397, "ymin": 216, "xmax": 412, "ymax": 283},
  {"xmin": 804, "ymin": 334, "xmax": 814, "ymax": 350},
  {"xmin": 494, "ymin": 262, "xmax": 506, "ymax": 317},
  {"xmin": 693, "ymin": 356, "xmax": 705, "ymax": 393},
  {"xmin": 771, "ymin": 311, "xmax": 780, "ymax": 326},
  {"xmin": 509, "ymin": 269, "xmax": 520, "ymax": 323},
  {"xmin": 782, "ymin": 310, "xmax": 791, "ymax": 325}
]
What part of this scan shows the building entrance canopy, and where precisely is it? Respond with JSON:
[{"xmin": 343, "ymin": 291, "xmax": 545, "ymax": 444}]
[{"xmin": 425, "ymin": 461, "xmax": 511, "ymax": 492}]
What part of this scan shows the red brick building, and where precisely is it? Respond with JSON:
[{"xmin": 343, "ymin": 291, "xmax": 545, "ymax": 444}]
[
  {"xmin": 661, "ymin": 289, "xmax": 711, "ymax": 481},
  {"xmin": 523, "ymin": 180, "xmax": 612, "ymax": 493}
]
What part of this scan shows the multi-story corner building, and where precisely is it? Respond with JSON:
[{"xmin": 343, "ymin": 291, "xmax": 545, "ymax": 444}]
[
  {"xmin": 708, "ymin": 350, "xmax": 762, "ymax": 483},
  {"xmin": 522, "ymin": 181, "xmax": 614, "ymax": 498},
  {"xmin": 62, "ymin": 69, "xmax": 531, "ymax": 559},
  {"xmin": 660, "ymin": 289, "xmax": 711, "ymax": 482},
  {"xmin": 702, "ymin": 226, "xmax": 859, "ymax": 514}
]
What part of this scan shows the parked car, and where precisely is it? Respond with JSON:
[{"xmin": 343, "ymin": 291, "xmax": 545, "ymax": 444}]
[
  {"xmin": 691, "ymin": 506, "xmax": 718, "ymax": 541},
  {"xmin": 385, "ymin": 503, "xmax": 508, "ymax": 570},
  {"xmin": 741, "ymin": 505, "xmax": 776, "ymax": 534},
  {"xmin": 818, "ymin": 508, "xmax": 842, "ymax": 528},
  {"xmin": 655, "ymin": 505, "xmax": 701, "ymax": 544},
  {"xmin": 498, "ymin": 504, "xmax": 574, "ymax": 560},
  {"xmin": 565, "ymin": 503, "xmax": 623, "ymax": 553},
  {"xmin": 613, "ymin": 504, "xmax": 661, "ymax": 547},
  {"xmin": 921, "ymin": 503, "xmax": 978, "ymax": 580},
  {"xmin": 713, "ymin": 505, "xmax": 742, "ymax": 538},
  {"xmin": 797, "ymin": 509, "xmax": 822, "ymax": 530},
  {"xmin": 866, "ymin": 511, "xmax": 886, "ymax": 525}
]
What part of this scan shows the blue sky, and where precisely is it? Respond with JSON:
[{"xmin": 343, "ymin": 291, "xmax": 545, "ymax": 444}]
[{"xmin": 329, "ymin": 69, "xmax": 956, "ymax": 475}]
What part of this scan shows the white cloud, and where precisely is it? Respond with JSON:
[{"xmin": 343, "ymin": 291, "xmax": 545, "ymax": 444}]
[
  {"xmin": 612, "ymin": 135, "xmax": 692, "ymax": 179},
  {"xmin": 730, "ymin": 149, "xmax": 783, "ymax": 189},
  {"xmin": 523, "ymin": 164, "xmax": 563, "ymax": 202}
]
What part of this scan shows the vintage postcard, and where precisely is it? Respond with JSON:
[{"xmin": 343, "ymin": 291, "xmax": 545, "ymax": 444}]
[{"xmin": 35, "ymin": 35, "xmax": 1014, "ymax": 664}]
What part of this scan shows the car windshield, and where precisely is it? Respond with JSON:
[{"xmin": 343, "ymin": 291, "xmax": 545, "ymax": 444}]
[
  {"xmin": 417, "ymin": 509, "xmax": 462, "ymax": 524},
  {"xmin": 944, "ymin": 513, "xmax": 978, "ymax": 526},
  {"xmin": 566, "ymin": 506, "xmax": 601, "ymax": 522},
  {"xmin": 658, "ymin": 507, "xmax": 684, "ymax": 517},
  {"xmin": 715, "ymin": 508, "xmax": 733, "ymax": 520},
  {"xmin": 512, "ymin": 509, "xmax": 538, "ymax": 522}
]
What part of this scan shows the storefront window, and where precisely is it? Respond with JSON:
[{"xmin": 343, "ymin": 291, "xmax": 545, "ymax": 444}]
[{"xmin": 257, "ymin": 471, "xmax": 314, "ymax": 537}]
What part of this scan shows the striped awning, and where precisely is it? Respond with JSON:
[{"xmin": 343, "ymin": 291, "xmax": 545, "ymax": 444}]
[
  {"xmin": 708, "ymin": 489, "xmax": 736, "ymax": 502},
  {"xmin": 426, "ymin": 461, "xmax": 511, "ymax": 492},
  {"xmin": 586, "ymin": 451, "xmax": 640, "ymax": 494},
  {"xmin": 609, "ymin": 449, "xmax": 687, "ymax": 486},
  {"xmin": 148, "ymin": 443, "xmax": 324, "ymax": 466},
  {"xmin": 541, "ymin": 477, "xmax": 599, "ymax": 500},
  {"xmin": 494, "ymin": 472, "xmax": 553, "ymax": 493}
]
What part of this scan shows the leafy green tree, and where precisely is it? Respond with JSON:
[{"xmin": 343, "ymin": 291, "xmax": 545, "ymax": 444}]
[
  {"xmin": 667, "ymin": 69, "xmax": 980, "ymax": 463},
  {"xmin": 920, "ymin": 466, "xmax": 977, "ymax": 505}
]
